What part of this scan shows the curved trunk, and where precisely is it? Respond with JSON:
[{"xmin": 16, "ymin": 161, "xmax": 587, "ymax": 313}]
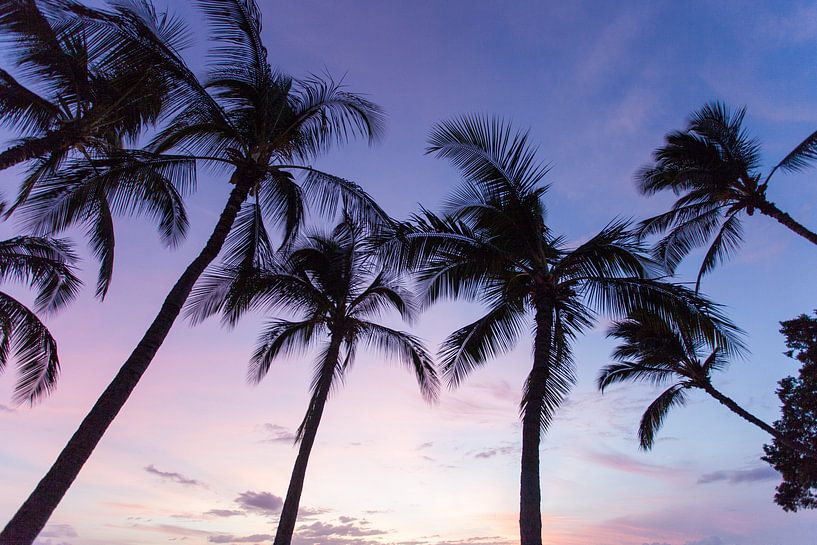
[
  {"xmin": 0, "ymin": 180, "xmax": 252, "ymax": 545},
  {"xmin": 756, "ymin": 199, "xmax": 817, "ymax": 246},
  {"xmin": 519, "ymin": 299, "xmax": 553, "ymax": 545},
  {"xmin": 700, "ymin": 383, "xmax": 817, "ymax": 460},
  {"xmin": 0, "ymin": 130, "xmax": 78, "ymax": 171},
  {"xmin": 273, "ymin": 336, "xmax": 341, "ymax": 545}
]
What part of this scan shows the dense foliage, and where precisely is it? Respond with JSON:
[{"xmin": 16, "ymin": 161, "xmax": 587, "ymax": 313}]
[{"xmin": 763, "ymin": 312, "xmax": 817, "ymax": 511}]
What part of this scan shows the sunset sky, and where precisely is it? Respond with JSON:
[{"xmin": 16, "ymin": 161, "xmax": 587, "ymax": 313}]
[{"xmin": 2, "ymin": 1, "xmax": 817, "ymax": 544}]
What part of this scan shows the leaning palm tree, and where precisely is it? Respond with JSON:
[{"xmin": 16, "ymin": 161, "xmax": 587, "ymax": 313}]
[
  {"xmin": 0, "ymin": 1, "xmax": 386, "ymax": 543},
  {"xmin": 0, "ymin": 235, "xmax": 80, "ymax": 404},
  {"xmin": 598, "ymin": 309, "xmax": 815, "ymax": 458},
  {"xmin": 187, "ymin": 218, "xmax": 438, "ymax": 545},
  {"xmin": 376, "ymin": 115, "xmax": 738, "ymax": 545},
  {"xmin": 637, "ymin": 102, "xmax": 817, "ymax": 290}
]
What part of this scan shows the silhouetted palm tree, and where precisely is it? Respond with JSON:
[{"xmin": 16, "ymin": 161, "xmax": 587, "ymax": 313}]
[
  {"xmin": 377, "ymin": 115, "xmax": 736, "ymax": 545},
  {"xmin": 0, "ymin": 1, "xmax": 385, "ymax": 543},
  {"xmin": 637, "ymin": 102, "xmax": 817, "ymax": 290},
  {"xmin": 0, "ymin": 235, "xmax": 80, "ymax": 404},
  {"xmin": 598, "ymin": 309, "xmax": 813, "ymax": 457},
  {"xmin": 188, "ymin": 218, "xmax": 438, "ymax": 545}
]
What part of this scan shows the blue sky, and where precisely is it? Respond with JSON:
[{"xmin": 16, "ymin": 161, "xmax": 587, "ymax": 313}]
[{"xmin": 2, "ymin": 1, "xmax": 817, "ymax": 544}]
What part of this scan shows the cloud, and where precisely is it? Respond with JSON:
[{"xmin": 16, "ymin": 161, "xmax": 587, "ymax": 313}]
[
  {"xmin": 697, "ymin": 466, "xmax": 778, "ymax": 485},
  {"xmin": 37, "ymin": 525, "xmax": 77, "ymax": 538},
  {"xmin": 431, "ymin": 538, "xmax": 515, "ymax": 545},
  {"xmin": 417, "ymin": 442, "xmax": 434, "ymax": 450},
  {"xmin": 144, "ymin": 465, "xmax": 204, "ymax": 487},
  {"xmin": 296, "ymin": 520, "xmax": 386, "ymax": 538},
  {"xmin": 34, "ymin": 524, "xmax": 77, "ymax": 545},
  {"xmin": 580, "ymin": 449, "xmax": 677, "ymax": 477},
  {"xmin": 473, "ymin": 445, "xmax": 516, "ymax": 459},
  {"xmin": 300, "ymin": 506, "xmax": 332, "ymax": 517},
  {"xmin": 684, "ymin": 537, "xmax": 724, "ymax": 545},
  {"xmin": 208, "ymin": 534, "xmax": 274, "ymax": 544},
  {"xmin": 235, "ymin": 491, "xmax": 283, "ymax": 515},
  {"xmin": 262, "ymin": 423, "xmax": 297, "ymax": 443},
  {"xmin": 204, "ymin": 509, "xmax": 245, "ymax": 518},
  {"xmin": 0, "ymin": 403, "xmax": 14, "ymax": 413}
]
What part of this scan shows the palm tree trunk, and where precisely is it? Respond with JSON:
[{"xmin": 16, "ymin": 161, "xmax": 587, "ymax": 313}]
[
  {"xmin": 699, "ymin": 383, "xmax": 816, "ymax": 459},
  {"xmin": 756, "ymin": 199, "xmax": 817, "ymax": 246},
  {"xmin": 0, "ymin": 130, "xmax": 78, "ymax": 171},
  {"xmin": 519, "ymin": 299, "xmax": 553, "ymax": 545},
  {"xmin": 0, "ymin": 180, "xmax": 253, "ymax": 545},
  {"xmin": 273, "ymin": 337, "xmax": 341, "ymax": 545}
]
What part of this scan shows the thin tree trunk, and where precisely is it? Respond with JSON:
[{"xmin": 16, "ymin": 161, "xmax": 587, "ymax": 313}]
[
  {"xmin": 519, "ymin": 298, "xmax": 553, "ymax": 545},
  {"xmin": 0, "ymin": 180, "xmax": 252, "ymax": 545},
  {"xmin": 700, "ymin": 383, "xmax": 817, "ymax": 459},
  {"xmin": 0, "ymin": 130, "xmax": 77, "ymax": 171},
  {"xmin": 273, "ymin": 337, "xmax": 341, "ymax": 545},
  {"xmin": 756, "ymin": 199, "xmax": 817, "ymax": 246}
]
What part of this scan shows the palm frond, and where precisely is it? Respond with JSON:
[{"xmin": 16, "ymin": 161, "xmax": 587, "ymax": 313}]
[
  {"xmin": 194, "ymin": 0, "xmax": 268, "ymax": 77},
  {"xmin": 557, "ymin": 219, "xmax": 654, "ymax": 281},
  {"xmin": 769, "ymin": 128, "xmax": 817, "ymax": 177},
  {"xmin": 347, "ymin": 271, "xmax": 418, "ymax": 322},
  {"xmin": 356, "ymin": 321, "xmax": 439, "ymax": 402},
  {"xmin": 427, "ymin": 115, "xmax": 549, "ymax": 202},
  {"xmin": 0, "ymin": 68, "xmax": 58, "ymax": 134},
  {"xmin": 259, "ymin": 168, "xmax": 304, "ymax": 246},
  {"xmin": 288, "ymin": 75, "xmax": 385, "ymax": 161},
  {"xmin": 296, "ymin": 166, "xmax": 392, "ymax": 230},
  {"xmin": 439, "ymin": 299, "xmax": 527, "ymax": 387},
  {"xmin": 521, "ymin": 308, "xmax": 577, "ymax": 432},
  {"xmin": 597, "ymin": 361, "xmax": 678, "ymax": 392},
  {"xmin": 249, "ymin": 318, "xmax": 324, "ymax": 383},
  {"xmin": 0, "ymin": 236, "xmax": 80, "ymax": 312},
  {"xmin": 695, "ymin": 213, "xmax": 743, "ymax": 291},
  {"xmin": 0, "ymin": 291, "xmax": 60, "ymax": 404},
  {"xmin": 638, "ymin": 384, "xmax": 688, "ymax": 450}
]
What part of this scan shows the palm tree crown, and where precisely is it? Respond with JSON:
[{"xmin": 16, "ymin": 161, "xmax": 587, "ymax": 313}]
[
  {"xmin": 0, "ymin": 234, "xmax": 80, "ymax": 404},
  {"xmin": 377, "ymin": 115, "xmax": 736, "ymax": 545},
  {"xmin": 637, "ymin": 102, "xmax": 817, "ymax": 290},
  {"xmin": 188, "ymin": 217, "xmax": 438, "ymax": 545},
  {"xmin": 0, "ymin": 0, "xmax": 182, "ymax": 185},
  {"xmin": 598, "ymin": 309, "xmax": 814, "ymax": 459}
]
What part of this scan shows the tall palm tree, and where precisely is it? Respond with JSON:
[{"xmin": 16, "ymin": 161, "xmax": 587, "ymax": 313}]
[
  {"xmin": 0, "ymin": 235, "xmax": 80, "ymax": 404},
  {"xmin": 597, "ymin": 309, "xmax": 814, "ymax": 458},
  {"xmin": 0, "ymin": 1, "xmax": 386, "ymax": 543},
  {"xmin": 376, "ymin": 115, "xmax": 738, "ymax": 545},
  {"xmin": 637, "ymin": 102, "xmax": 817, "ymax": 290},
  {"xmin": 187, "ymin": 218, "xmax": 438, "ymax": 545}
]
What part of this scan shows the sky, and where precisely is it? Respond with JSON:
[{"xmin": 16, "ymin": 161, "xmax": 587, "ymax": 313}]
[{"xmin": 2, "ymin": 1, "xmax": 817, "ymax": 544}]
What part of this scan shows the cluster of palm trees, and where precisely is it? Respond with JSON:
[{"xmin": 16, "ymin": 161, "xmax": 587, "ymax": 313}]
[{"xmin": 1, "ymin": 2, "xmax": 815, "ymax": 545}]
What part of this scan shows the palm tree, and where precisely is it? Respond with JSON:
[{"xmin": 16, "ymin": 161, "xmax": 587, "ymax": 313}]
[
  {"xmin": 597, "ymin": 308, "xmax": 814, "ymax": 458},
  {"xmin": 0, "ymin": 1, "xmax": 386, "ymax": 543},
  {"xmin": 637, "ymin": 102, "xmax": 817, "ymax": 290},
  {"xmin": 187, "ymin": 218, "xmax": 438, "ymax": 545},
  {"xmin": 376, "ymin": 115, "xmax": 738, "ymax": 545},
  {"xmin": 0, "ymin": 235, "xmax": 80, "ymax": 404}
]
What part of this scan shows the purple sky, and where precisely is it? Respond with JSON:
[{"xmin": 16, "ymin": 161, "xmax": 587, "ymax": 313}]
[{"xmin": 2, "ymin": 1, "xmax": 817, "ymax": 544}]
